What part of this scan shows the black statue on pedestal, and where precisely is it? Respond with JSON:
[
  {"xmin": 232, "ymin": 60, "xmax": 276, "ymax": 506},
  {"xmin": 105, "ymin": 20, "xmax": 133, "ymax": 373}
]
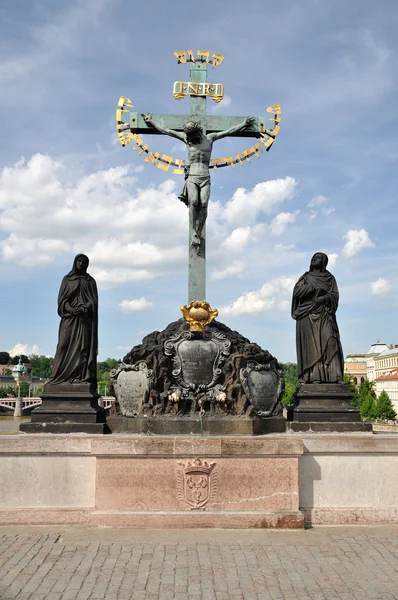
[
  {"xmin": 50, "ymin": 254, "xmax": 98, "ymax": 387},
  {"xmin": 291, "ymin": 252, "xmax": 344, "ymax": 384},
  {"xmin": 20, "ymin": 254, "xmax": 107, "ymax": 434},
  {"xmin": 288, "ymin": 252, "xmax": 366, "ymax": 429}
]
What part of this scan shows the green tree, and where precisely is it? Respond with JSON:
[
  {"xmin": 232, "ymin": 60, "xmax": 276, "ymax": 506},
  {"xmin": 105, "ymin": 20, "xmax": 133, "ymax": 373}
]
[
  {"xmin": 360, "ymin": 391, "xmax": 377, "ymax": 420},
  {"xmin": 283, "ymin": 362, "xmax": 298, "ymax": 386},
  {"xmin": 0, "ymin": 389, "xmax": 9, "ymax": 398},
  {"xmin": 0, "ymin": 351, "xmax": 10, "ymax": 365},
  {"xmin": 281, "ymin": 382, "xmax": 296, "ymax": 407},
  {"xmin": 2, "ymin": 368, "xmax": 12, "ymax": 376},
  {"xmin": 29, "ymin": 355, "xmax": 54, "ymax": 379},
  {"xmin": 97, "ymin": 358, "xmax": 118, "ymax": 394},
  {"xmin": 11, "ymin": 354, "xmax": 29, "ymax": 365},
  {"xmin": 375, "ymin": 390, "xmax": 397, "ymax": 421},
  {"xmin": 18, "ymin": 382, "xmax": 30, "ymax": 397},
  {"xmin": 358, "ymin": 379, "xmax": 376, "ymax": 407},
  {"xmin": 344, "ymin": 374, "xmax": 360, "ymax": 407}
]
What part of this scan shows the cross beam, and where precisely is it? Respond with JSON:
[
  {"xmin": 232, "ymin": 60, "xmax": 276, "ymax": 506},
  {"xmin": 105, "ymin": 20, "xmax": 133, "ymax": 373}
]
[{"xmin": 130, "ymin": 113, "xmax": 266, "ymax": 137}]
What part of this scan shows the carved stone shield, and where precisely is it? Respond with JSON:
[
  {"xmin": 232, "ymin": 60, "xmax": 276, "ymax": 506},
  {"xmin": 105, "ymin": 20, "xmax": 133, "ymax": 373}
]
[
  {"xmin": 176, "ymin": 458, "xmax": 217, "ymax": 510},
  {"xmin": 110, "ymin": 361, "xmax": 154, "ymax": 417},
  {"xmin": 164, "ymin": 330, "xmax": 230, "ymax": 392},
  {"xmin": 240, "ymin": 360, "xmax": 283, "ymax": 417}
]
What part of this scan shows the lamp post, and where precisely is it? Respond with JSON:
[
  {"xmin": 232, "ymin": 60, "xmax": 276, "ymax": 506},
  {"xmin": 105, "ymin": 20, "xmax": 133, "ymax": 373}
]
[{"xmin": 12, "ymin": 357, "xmax": 27, "ymax": 417}]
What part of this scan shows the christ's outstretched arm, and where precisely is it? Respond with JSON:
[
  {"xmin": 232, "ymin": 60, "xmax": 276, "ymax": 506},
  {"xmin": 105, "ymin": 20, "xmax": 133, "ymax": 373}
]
[
  {"xmin": 208, "ymin": 116, "xmax": 256, "ymax": 142},
  {"xmin": 142, "ymin": 114, "xmax": 185, "ymax": 142}
]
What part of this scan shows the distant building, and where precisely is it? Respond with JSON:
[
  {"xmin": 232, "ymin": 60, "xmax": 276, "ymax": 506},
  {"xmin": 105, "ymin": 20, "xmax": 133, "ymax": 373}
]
[
  {"xmin": 344, "ymin": 354, "xmax": 367, "ymax": 386},
  {"xmin": 375, "ymin": 369, "xmax": 398, "ymax": 413},
  {"xmin": 366, "ymin": 342, "xmax": 389, "ymax": 382},
  {"xmin": 374, "ymin": 345, "xmax": 398, "ymax": 380}
]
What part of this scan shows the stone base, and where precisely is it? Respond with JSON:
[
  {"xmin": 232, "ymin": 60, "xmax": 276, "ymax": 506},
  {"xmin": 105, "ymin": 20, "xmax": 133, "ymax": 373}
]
[
  {"xmin": 20, "ymin": 383, "xmax": 107, "ymax": 435},
  {"xmin": 287, "ymin": 383, "xmax": 360, "ymax": 422},
  {"xmin": 107, "ymin": 415, "xmax": 286, "ymax": 435},
  {"xmin": 2, "ymin": 434, "xmax": 398, "ymax": 528},
  {"xmin": 20, "ymin": 422, "xmax": 109, "ymax": 434},
  {"xmin": 286, "ymin": 421, "xmax": 372, "ymax": 433}
]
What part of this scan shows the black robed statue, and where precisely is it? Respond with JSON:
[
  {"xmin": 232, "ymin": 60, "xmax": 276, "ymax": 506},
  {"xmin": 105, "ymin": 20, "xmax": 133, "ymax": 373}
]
[
  {"xmin": 20, "ymin": 254, "xmax": 107, "ymax": 433},
  {"xmin": 50, "ymin": 254, "xmax": 98, "ymax": 387},
  {"xmin": 292, "ymin": 252, "xmax": 344, "ymax": 384}
]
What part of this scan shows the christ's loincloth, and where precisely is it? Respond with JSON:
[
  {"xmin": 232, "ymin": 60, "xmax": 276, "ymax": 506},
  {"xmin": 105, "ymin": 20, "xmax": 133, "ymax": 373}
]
[{"xmin": 178, "ymin": 174, "xmax": 211, "ymax": 206}]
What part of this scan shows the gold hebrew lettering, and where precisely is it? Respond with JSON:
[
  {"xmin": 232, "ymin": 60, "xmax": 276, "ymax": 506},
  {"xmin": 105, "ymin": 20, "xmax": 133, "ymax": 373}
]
[
  {"xmin": 187, "ymin": 50, "xmax": 195, "ymax": 62},
  {"xmin": 212, "ymin": 53, "xmax": 224, "ymax": 68},
  {"xmin": 138, "ymin": 144, "xmax": 148, "ymax": 156},
  {"xmin": 241, "ymin": 148, "xmax": 255, "ymax": 162},
  {"xmin": 144, "ymin": 151, "xmax": 160, "ymax": 165},
  {"xmin": 235, "ymin": 154, "xmax": 243, "ymax": 166},
  {"xmin": 132, "ymin": 135, "xmax": 144, "ymax": 150},
  {"xmin": 174, "ymin": 51, "xmax": 187, "ymax": 64},
  {"xmin": 197, "ymin": 50, "xmax": 210, "ymax": 62},
  {"xmin": 118, "ymin": 132, "xmax": 134, "ymax": 147},
  {"xmin": 267, "ymin": 103, "xmax": 282, "ymax": 114},
  {"xmin": 157, "ymin": 154, "xmax": 173, "ymax": 172},
  {"xmin": 118, "ymin": 96, "xmax": 134, "ymax": 108},
  {"xmin": 116, "ymin": 108, "xmax": 130, "ymax": 123},
  {"xmin": 173, "ymin": 158, "xmax": 186, "ymax": 175}
]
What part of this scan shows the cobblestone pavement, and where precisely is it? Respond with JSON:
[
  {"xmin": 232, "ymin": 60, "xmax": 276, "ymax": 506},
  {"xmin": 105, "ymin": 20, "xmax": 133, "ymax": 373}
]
[{"xmin": 0, "ymin": 526, "xmax": 397, "ymax": 600}]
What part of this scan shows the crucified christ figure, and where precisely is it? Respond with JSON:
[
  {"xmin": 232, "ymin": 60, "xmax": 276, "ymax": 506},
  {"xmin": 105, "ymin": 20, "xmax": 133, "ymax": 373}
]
[{"xmin": 142, "ymin": 114, "xmax": 256, "ymax": 247}]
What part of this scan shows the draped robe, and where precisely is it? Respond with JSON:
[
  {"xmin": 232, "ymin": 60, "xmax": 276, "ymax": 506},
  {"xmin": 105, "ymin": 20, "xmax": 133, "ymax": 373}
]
[
  {"xmin": 50, "ymin": 264, "xmax": 98, "ymax": 386},
  {"xmin": 291, "ymin": 269, "xmax": 344, "ymax": 383}
]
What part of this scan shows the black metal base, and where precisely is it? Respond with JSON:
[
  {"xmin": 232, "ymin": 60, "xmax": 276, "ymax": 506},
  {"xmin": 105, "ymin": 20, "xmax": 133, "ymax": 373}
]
[
  {"xmin": 107, "ymin": 415, "xmax": 286, "ymax": 436},
  {"xmin": 19, "ymin": 382, "xmax": 107, "ymax": 434},
  {"xmin": 287, "ymin": 383, "xmax": 361, "ymax": 423}
]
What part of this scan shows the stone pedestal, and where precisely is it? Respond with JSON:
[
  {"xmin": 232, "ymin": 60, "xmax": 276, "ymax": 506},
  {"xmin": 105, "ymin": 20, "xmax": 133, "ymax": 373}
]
[
  {"xmin": 287, "ymin": 383, "xmax": 363, "ymax": 425},
  {"xmin": 107, "ymin": 415, "xmax": 286, "ymax": 436},
  {"xmin": 20, "ymin": 383, "xmax": 108, "ymax": 434}
]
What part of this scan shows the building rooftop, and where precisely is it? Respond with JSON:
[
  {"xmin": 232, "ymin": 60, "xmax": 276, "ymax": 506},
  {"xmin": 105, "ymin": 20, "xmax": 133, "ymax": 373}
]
[
  {"xmin": 376, "ymin": 369, "xmax": 398, "ymax": 381},
  {"xmin": 375, "ymin": 347, "xmax": 398, "ymax": 359},
  {"xmin": 345, "ymin": 356, "xmax": 367, "ymax": 363},
  {"xmin": 366, "ymin": 343, "xmax": 389, "ymax": 355}
]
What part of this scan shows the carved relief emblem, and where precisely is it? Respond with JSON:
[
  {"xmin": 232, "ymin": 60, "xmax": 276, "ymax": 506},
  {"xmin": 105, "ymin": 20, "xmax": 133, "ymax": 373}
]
[{"xmin": 176, "ymin": 458, "xmax": 218, "ymax": 510}]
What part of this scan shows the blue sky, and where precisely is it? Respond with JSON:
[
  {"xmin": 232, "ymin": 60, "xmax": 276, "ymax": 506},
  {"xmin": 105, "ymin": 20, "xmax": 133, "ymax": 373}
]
[{"xmin": 1, "ymin": 0, "xmax": 398, "ymax": 362}]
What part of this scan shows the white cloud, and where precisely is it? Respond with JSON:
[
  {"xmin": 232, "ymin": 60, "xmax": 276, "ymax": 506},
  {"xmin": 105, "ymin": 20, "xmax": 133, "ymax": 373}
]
[
  {"xmin": 8, "ymin": 343, "xmax": 41, "ymax": 357},
  {"xmin": 270, "ymin": 211, "xmax": 298, "ymax": 235},
  {"xmin": 327, "ymin": 253, "xmax": 338, "ymax": 270},
  {"xmin": 342, "ymin": 228, "xmax": 375, "ymax": 258},
  {"xmin": 211, "ymin": 95, "xmax": 232, "ymax": 112},
  {"xmin": 0, "ymin": 154, "xmax": 188, "ymax": 286},
  {"xmin": 220, "ymin": 277, "xmax": 295, "ymax": 315},
  {"xmin": 211, "ymin": 260, "xmax": 246, "ymax": 281},
  {"xmin": 119, "ymin": 298, "xmax": 153, "ymax": 313},
  {"xmin": 307, "ymin": 195, "xmax": 326, "ymax": 207},
  {"xmin": 371, "ymin": 277, "xmax": 392, "ymax": 296},
  {"xmin": 274, "ymin": 243, "xmax": 295, "ymax": 251},
  {"xmin": 322, "ymin": 206, "xmax": 335, "ymax": 216},
  {"xmin": 223, "ymin": 177, "xmax": 296, "ymax": 227},
  {"xmin": 308, "ymin": 211, "xmax": 317, "ymax": 221},
  {"xmin": 222, "ymin": 227, "xmax": 251, "ymax": 252}
]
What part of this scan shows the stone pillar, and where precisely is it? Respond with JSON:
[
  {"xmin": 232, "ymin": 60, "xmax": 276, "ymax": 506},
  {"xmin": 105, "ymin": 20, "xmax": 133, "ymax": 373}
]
[{"xmin": 14, "ymin": 397, "xmax": 22, "ymax": 417}]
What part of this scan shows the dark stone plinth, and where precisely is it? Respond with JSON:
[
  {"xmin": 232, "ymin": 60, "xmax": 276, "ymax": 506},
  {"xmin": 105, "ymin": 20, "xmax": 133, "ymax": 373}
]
[
  {"xmin": 286, "ymin": 421, "xmax": 372, "ymax": 433},
  {"xmin": 19, "ymin": 422, "xmax": 109, "ymax": 434},
  {"xmin": 20, "ymin": 383, "xmax": 107, "ymax": 434},
  {"xmin": 107, "ymin": 415, "xmax": 286, "ymax": 436},
  {"xmin": 287, "ymin": 383, "xmax": 360, "ymax": 423}
]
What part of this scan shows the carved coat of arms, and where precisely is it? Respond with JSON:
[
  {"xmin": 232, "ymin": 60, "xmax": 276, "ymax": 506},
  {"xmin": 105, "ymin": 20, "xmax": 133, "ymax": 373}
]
[
  {"xmin": 240, "ymin": 360, "xmax": 283, "ymax": 417},
  {"xmin": 176, "ymin": 458, "xmax": 218, "ymax": 510}
]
